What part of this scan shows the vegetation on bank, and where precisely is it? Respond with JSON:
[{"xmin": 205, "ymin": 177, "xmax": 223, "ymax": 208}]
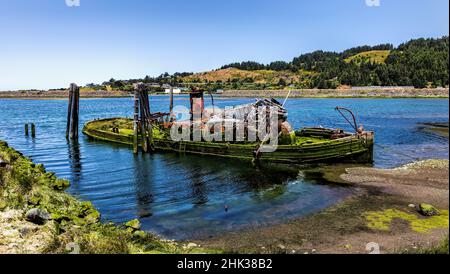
[
  {"xmin": 74, "ymin": 36, "xmax": 448, "ymax": 92},
  {"xmin": 0, "ymin": 140, "xmax": 218, "ymax": 254}
]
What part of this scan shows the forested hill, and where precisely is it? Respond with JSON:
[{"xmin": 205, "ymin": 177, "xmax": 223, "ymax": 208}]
[
  {"xmin": 94, "ymin": 37, "xmax": 449, "ymax": 91},
  {"xmin": 212, "ymin": 36, "xmax": 449, "ymax": 89}
]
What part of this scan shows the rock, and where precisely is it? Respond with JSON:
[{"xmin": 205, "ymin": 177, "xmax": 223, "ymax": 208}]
[
  {"xmin": 0, "ymin": 200, "xmax": 7, "ymax": 211},
  {"xmin": 85, "ymin": 210, "xmax": 101, "ymax": 225},
  {"xmin": 27, "ymin": 195, "xmax": 41, "ymax": 206},
  {"xmin": 52, "ymin": 179, "xmax": 70, "ymax": 190},
  {"xmin": 0, "ymin": 159, "xmax": 8, "ymax": 167},
  {"xmin": 408, "ymin": 204, "xmax": 416, "ymax": 209},
  {"xmin": 25, "ymin": 208, "xmax": 50, "ymax": 225},
  {"xmin": 133, "ymin": 230, "xmax": 147, "ymax": 239},
  {"xmin": 419, "ymin": 203, "xmax": 440, "ymax": 216},
  {"xmin": 19, "ymin": 226, "xmax": 38, "ymax": 237},
  {"xmin": 277, "ymin": 244, "xmax": 286, "ymax": 250},
  {"xmin": 186, "ymin": 243, "xmax": 198, "ymax": 249},
  {"xmin": 1, "ymin": 210, "xmax": 23, "ymax": 221},
  {"xmin": 125, "ymin": 219, "xmax": 141, "ymax": 231}
]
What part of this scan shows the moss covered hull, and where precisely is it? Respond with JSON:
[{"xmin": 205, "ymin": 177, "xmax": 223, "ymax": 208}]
[{"xmin": 82, "ymin": 118, "xmax": 374, "ymax": 165}]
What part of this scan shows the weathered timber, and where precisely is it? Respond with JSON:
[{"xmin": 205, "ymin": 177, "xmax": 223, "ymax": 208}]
[
  {"xmin": 82, "ymin": 118, "xmax": 375, "ymax": 165},
  {"xmin": 169, "ymin": 86, "xmax": 174, "ymax": 120},
  {"xmin": 25, "ymin": 124, "xmax": 29, "ymax": 136},
  {"xmin": 66, "ymin": 87, "xmax": 73, "ymax": 138},
  {"xmin": 133, "ymin": 83, "xmax": 154, "ymax": 154},
  {"xmin": 66, "ymin": 83, "xmax": 80, "ymax": 139},
  {"xmin": 133, "ymin": 89, "xmax": 139, "ymax": 154},
  {"xmin": 31, "ymin": 123, "xmax": 36, "ymax": 138}
]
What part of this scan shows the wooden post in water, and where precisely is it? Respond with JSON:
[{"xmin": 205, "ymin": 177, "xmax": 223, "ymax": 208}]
[
  {"xmin": 139, "ymin": 95, "xmax": 148, "ymax": 152},
  {"xmin": 71, "ymin": 84, "xmax": 80, "ymax": 139},
  {"xmin": 169, "ymin": 86, "xmax": 174, "ymax": 120},
  {"xmin": 66, "ymin": 83, "xmax": 80, "ymax": 139},
  {"xmin": 133, "ymin": 86, "xmax": 140, "ymax": 154},
  {"xmin": 66, "ymin": 87, "xmax": 73, "ymax": 139},
  {"xmin": 31, "ymin": 123, "xmax": 36, "ymax": 138},
  {"xmin": 25, "ymin": 124, "xmax": 29, "ymax": 136}
]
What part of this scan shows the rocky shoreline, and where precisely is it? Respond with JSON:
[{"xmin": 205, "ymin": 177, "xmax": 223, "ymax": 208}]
[{"xmin": 0, "ymin": 140, "xmax": 216, "ymax": 254}]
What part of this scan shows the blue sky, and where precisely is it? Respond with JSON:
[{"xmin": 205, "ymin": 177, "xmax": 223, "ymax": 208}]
[{"xmin": 0, "ymin": 0, "xmax": 448, "ymax": 90}]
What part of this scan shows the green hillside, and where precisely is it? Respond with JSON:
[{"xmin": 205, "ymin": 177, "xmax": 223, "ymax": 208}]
[
  {"xmin": 92, "ymin": 36, "xmax": 449, "ymax": 91},
  {"xmin": 344, "ymin": 50, "xmax": 391, "ymax": 65}
]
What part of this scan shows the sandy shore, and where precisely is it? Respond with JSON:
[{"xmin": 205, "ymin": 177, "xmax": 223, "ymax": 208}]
[{"xmin": 198, "ymin": 159, "xmax": 449, "ymax": 254}]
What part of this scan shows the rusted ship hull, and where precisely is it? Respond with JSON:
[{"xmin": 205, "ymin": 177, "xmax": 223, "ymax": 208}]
[{"xmin": 82, "ymin": 118, "xmax": 374, "ymax": 165}]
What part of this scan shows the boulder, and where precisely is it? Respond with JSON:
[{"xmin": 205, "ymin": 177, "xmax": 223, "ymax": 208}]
[
  {"xmin": 125, "ymin": 219, "xmax": 141, "ymax": 231},
  {"xmin": 51, "ymin": 179, "xmax": 70, "ymax": 191},
  {"xmin": 418, "ymin": 203, "xmax": 440, "ymax": 216},
  {"xmin": 25, "ymin": 208, "xmax": 50, "ymax": 225},
  {"xmin": 186, "ymin": 243, "xmax": 198, "ymax": 249}
]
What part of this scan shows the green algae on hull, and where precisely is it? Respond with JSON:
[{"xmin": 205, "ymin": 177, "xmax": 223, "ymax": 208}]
[{"xmin": 82, "ymin": 118, "xmax": 375, "ymax": 165}]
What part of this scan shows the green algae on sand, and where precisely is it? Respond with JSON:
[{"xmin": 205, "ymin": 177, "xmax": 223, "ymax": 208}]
[{"xmin": 365, "ymin": 208, "xmax": 449, "ymax": 233}]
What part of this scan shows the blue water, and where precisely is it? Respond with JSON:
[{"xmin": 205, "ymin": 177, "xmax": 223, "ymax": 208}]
[{"xmin": 0, "ymin": 97, "xmax": 448, "ymax": 240}]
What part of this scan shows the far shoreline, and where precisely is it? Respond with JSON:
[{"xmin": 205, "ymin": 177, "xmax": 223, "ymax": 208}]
[{"xmin": 0, "ymin": 87, "xmax": 448, "ymax": 100}]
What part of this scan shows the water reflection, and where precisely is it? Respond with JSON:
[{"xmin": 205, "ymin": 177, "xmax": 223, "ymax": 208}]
[
  {"xmin": 67, "ymin": 140, "xmax": 82, "ymax": 186},
  {"xmin": 132, "ymin": 154, "xmax": 154, "ymax": 218}
]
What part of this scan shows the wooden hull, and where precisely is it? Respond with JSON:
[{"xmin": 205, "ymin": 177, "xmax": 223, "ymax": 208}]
[{"xmin": 82, "ymin": 118, "xmax": 374, "ymax": 165}]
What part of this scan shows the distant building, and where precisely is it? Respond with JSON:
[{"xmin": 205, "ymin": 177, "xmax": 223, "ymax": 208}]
[
  {"xmin": 216, "ymin": 89, "xmax": 224, "ymax": 94},
  {"xmin": 165, "ymin": 88, "xmax": 182, "ymax": 94}
]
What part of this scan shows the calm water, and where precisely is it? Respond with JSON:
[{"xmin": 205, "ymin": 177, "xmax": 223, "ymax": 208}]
[{"xmin": 0, "ymin": 97, "xmax": 448, "ymax": 240}]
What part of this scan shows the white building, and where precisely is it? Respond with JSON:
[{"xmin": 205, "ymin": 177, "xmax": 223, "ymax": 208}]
[{"xmin": 164, "ymin": 88, "xmax": 182, "ymax": 94}]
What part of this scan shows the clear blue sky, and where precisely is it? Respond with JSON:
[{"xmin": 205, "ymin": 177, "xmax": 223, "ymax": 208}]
[{"xmin": 0, "ymin": 0, "xmax": 448, "ymax": 90}]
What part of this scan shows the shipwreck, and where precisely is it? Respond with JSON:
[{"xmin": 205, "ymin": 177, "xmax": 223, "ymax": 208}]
[{"xmin": 82, "ymin": 85, "xmax": 374, "ymax": 165}]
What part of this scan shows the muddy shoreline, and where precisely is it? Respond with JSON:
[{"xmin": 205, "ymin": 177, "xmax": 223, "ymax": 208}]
[
  {"xmin": 196, "ymin": 159, "xmax": 449, "ymax": 254},
  {"xmin": 0, "ymin": 88, "xmax": 448, "ymax": 99}
]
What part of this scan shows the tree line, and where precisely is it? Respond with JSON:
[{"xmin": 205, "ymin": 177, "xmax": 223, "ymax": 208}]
[
  {"xmin": 219, "ymin": 37, "xmax": 448, "ymax": 89},
  {"xmin": 89, "ymin": 37, "xmax": 448, "ymax": 91}
]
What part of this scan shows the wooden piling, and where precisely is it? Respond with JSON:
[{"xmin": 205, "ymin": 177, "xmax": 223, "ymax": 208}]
[
  {"xmin": 169, "ymin": 86, "xmax": 174, "ymax": 120},
  {"xmin": 66, "ymin": 87, "xmax": 73, "ymax": 139},
  {"xmin": 133, "ymin": 88, "xmax": 139, "ymax": 154},
  {"xmin": 71, "ymin": 84, "xmax": 80, "ymax": 139},
  {"xmin": 31, "ymin": 123, "xmax": 36, "ymax": 138},
  {"xmin": 67, "ymin": 83, "xmax": 80, "ymax": 139},
  {"xmin": 25, "ymin": 124, "xmax": 29, "ymax": 136},
  {"xmin": 132, "ymin": 83, "xmax": 154, "ymax": 154}
]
